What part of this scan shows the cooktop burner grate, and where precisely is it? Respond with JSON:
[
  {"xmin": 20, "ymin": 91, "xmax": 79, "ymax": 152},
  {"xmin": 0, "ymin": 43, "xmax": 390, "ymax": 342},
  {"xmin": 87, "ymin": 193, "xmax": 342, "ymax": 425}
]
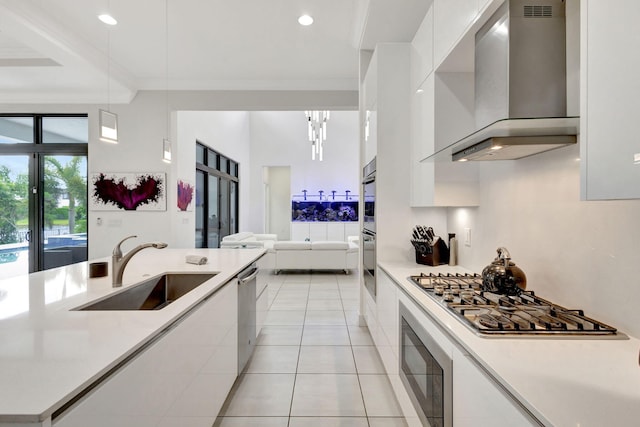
[{"xmin": 408, "ymin": 273, "xmax": 618, "ymax": 336}]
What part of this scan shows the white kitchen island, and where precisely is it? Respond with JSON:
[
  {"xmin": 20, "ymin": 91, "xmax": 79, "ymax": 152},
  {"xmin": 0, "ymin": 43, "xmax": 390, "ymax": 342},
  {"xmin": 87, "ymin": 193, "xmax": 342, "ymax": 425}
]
[
  {"xmin": 377, "ymin": 261, "xmax": 640, "ymax": 427},
  {"xmin": 0, "ymin": 248, "xmax": 265, "ymax": 426}
]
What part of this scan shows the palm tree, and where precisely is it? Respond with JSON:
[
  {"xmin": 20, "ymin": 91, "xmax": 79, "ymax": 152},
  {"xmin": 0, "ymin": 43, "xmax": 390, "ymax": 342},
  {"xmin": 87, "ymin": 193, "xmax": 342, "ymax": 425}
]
[{"xmin": 45, "ymin": 157, "xmax": 86, "ymax": 234}]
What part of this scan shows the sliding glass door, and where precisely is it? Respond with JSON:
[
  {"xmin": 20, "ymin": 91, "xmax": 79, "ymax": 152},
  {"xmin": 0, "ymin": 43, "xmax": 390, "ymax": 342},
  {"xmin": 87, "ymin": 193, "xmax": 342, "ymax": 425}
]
[
  {"xmin": 0, "ymin": 155, "xmax": 30, "ymax": 277},
  {"xmin": 0, "ymin": 115, "xmax": 88, "ymax": 279}
]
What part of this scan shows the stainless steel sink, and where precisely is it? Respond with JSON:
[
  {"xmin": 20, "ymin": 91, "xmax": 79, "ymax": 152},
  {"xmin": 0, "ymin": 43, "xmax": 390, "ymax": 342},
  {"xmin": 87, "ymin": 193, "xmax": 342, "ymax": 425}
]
[{"xmin": 76, "ymin": 273, "xmax": 217, "ymax": 311}]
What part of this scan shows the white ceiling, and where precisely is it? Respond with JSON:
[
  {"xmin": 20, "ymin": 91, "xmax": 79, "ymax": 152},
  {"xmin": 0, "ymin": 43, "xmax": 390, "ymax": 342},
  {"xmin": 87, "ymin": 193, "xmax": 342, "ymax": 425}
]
[{"xmin": 0, "ymin": 0, "xmax": 428, "ymax": 104}]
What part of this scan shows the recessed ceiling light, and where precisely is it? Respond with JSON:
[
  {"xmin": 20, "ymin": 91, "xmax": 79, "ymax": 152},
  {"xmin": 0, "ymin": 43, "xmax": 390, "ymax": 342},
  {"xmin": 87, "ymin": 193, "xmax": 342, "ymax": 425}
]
[
  {"xmin": 298, "ymin": 15, "xmax": 314, "ymax": 26},
  {"xmin": 98, "ymin": 14, "xmax": 118, "ymax": 25}
]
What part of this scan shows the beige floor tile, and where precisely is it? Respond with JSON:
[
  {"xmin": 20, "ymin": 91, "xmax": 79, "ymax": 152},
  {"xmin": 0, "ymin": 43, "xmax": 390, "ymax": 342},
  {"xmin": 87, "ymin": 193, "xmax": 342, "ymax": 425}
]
[
  {"xmin": 348, "ymin": 325, "xmax": 374, "ymax": 345},
  {"xmin": 308, "ymin": 288, "xmax": 341, "ymax": 299},
  {"xmin": 302, "ymin": 325, "xmax": 351, "ymax": 346},
  {"xmin": 359, "ymin": 375, "xmax": 404, "ymax": 417},
  {"xmin": 264, "ymin": 310, "xmax": 306, "ymax": 326},
  {"xmin": 304, "ymin": 310, "xmax": 346, "ymax": 326},
  {"xmin": 341, "ymin": 298, "xmax": 360, "ymax": 310},
  {"xmin": 270, "ymin": 299, "xmax": 308, "ymax": 311},
  {"xmin": 297, "ymin": 345, "xmax": 356, "ymax": 373},
  {"xmin": 352, "ymin": 346, "xmax": 385, "ymax": 374},
  {"xmin": 283, "ymin": 274, "xmax": 312, "ymax": 283},
  {"xmin": 243, "ymin": 345, "xmax": 300, "ymax": 373},
  {"xmin": 344, "ymin": 310, "xmax": 362, "ymax": 326},
  {"xmin": 256, "ymin": 326, "xmax": 303, "ymax": 346},
  {"xmin": 278, "ymin": 284, "xmax": 310, "ymax": 293},
  {"xmin": 213, "ymin": 417, "xmax": 289, "ymax": 427},
  {"xmin": 288, "ymin": 417, "xmax": 369, "ymax": 427},
  {"xmin": 291, "ymin": 374, "xmax": 366, "ymax": 417},
  {"xmin": 367, "ymin": 418, "xmax": 410, "ymax": 427},
  {"xmin": 219, "ymin": 374, "xmax": 295, "ymax": 416},
  {"xmin": 307, "ymin": 299, "xmax": 343, "ymax": 310},
  {"xmin": 159, "ymin": 416, "xmax": 215, "ymax": 427}
]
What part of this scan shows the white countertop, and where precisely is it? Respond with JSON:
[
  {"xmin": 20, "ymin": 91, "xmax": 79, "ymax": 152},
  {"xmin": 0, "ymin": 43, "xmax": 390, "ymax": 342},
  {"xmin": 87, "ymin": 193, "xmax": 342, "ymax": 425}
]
[
  {"xmin": 0, "ymin": 248, "xmax": 264, "ymax": 423},
  {"xmin": 379, "ymin": 260, "xmax": 640, "ymax": 427}
]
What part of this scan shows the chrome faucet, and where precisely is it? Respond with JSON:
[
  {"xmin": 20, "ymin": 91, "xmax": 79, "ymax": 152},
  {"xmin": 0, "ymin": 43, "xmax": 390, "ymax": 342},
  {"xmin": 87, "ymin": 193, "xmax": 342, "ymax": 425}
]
[{"xmin": 112, "ymin": 235, "xmax": 168, "ymax": 287}]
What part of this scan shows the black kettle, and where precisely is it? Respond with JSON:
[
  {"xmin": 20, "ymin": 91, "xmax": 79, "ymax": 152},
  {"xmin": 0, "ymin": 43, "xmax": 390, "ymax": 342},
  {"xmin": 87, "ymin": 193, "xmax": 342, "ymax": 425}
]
[{"xmin": 481, "ymin": 247, "xmax": 527, "ymax": 295}]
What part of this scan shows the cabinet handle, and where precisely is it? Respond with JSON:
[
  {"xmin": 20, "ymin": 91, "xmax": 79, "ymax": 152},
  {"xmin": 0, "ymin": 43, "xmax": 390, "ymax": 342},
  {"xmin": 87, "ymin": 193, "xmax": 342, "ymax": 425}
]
[{"xmin": 239, "ymin": 269, "xmax": 258, "ymax": 284}]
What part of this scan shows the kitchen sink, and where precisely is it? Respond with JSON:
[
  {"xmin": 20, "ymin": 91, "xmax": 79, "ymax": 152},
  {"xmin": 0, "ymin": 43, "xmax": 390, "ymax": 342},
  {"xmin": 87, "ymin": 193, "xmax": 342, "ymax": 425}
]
[{"xmin": 76, "ymin": 273, "xmax": 217, "ymax": 311}]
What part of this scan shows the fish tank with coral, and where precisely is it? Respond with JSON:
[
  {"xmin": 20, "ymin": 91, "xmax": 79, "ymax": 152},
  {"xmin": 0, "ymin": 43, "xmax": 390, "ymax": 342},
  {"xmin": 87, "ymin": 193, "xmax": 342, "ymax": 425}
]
[{"xmin": 291, "ymin": 201, "xmax": 358, "ymax": 222}]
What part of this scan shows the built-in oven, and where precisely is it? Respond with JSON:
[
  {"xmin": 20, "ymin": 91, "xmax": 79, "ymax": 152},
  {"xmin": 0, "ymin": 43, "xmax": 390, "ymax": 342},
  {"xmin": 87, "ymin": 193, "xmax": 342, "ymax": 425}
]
[
  {"xmin": 362, "ymin": 228, "xmax": 376, "ymax": 299},
  {"xmin": 399, "ymin": 301, "xmax": 452, "ymax": 427},
  {"xmin": 362, "ymin": 157, "xmax": 376, "ymax": 299}
]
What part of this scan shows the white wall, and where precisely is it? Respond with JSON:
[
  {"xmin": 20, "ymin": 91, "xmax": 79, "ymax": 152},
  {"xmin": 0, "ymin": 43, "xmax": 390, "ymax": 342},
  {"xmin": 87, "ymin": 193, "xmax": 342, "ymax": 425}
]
[
  {"xmin": 0, "ymin": 89, "xmax": 357, "ymax": 259},
  {"xmin": 247, "ymin": 111, "xmax": 360, "ymax": 233},
  {"xmin": 175, "ymin": 111, "xmax": 252, "ymax": 248},
  {"xmin": 447, "ymin": 144, "xmax": 640, "ymax": 338}
]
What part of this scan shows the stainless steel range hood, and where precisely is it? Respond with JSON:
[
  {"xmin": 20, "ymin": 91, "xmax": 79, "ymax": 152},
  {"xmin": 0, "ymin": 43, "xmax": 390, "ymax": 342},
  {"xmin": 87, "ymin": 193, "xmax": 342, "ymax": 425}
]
[{"xmin": 424, "ymin": 0, "xmax": 578, "ymax": 163}]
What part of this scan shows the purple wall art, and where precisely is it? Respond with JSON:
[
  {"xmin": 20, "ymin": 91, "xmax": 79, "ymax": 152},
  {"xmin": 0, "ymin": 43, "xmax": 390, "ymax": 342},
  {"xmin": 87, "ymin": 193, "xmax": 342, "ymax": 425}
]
[
  {"xmin": 90, "ymin": 172, "xmax": 167, "ymax": 211},
  {"xmin": 177, "ymin": 179, "xmax": 194, "ymax": 211}
]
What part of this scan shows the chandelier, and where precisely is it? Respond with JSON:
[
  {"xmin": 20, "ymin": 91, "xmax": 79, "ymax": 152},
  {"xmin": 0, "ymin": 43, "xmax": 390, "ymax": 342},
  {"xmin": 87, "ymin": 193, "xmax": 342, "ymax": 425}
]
[{"xmin": 305, "ymin": 110, "xmax": 330, "ymax": 161}]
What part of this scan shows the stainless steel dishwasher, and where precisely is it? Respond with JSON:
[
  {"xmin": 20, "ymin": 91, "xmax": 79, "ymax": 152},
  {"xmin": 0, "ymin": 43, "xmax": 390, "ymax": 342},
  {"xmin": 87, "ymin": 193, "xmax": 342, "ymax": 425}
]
[{"xmin": 237, "ymin": 263, "xmax": 258, "ymax": 373}]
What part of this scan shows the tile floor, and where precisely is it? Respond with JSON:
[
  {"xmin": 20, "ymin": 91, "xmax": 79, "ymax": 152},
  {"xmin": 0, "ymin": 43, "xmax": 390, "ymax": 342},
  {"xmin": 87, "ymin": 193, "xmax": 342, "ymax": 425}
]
[{"xmin": 214, "ymin": 271, "xmax": 408, "ymax": 427}]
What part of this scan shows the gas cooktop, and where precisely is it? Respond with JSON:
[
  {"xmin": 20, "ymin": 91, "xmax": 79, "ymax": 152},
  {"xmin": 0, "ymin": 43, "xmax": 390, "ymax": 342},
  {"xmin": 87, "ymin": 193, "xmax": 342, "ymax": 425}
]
[{"xmin": 408, "ymin": 273, "xmax": 618, "ymax": 337}]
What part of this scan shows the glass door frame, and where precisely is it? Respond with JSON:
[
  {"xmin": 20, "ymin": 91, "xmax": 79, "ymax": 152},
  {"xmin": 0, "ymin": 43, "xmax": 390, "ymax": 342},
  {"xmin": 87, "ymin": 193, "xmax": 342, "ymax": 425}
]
[{"xmin": 0, "ymin": 114, "xmax": 88, "ymax": 273}]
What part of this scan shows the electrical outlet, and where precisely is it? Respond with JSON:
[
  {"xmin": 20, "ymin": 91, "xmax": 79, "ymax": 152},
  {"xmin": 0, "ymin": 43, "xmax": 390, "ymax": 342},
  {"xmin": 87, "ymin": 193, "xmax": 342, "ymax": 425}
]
[{"xmin": 464, "ymin": 228, "xmax": 471, "ymax": 247}]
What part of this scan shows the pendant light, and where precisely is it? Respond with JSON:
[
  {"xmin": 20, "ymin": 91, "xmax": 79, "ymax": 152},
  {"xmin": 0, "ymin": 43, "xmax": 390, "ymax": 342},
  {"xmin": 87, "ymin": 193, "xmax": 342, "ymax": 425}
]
[
  {"xmin": 99, "ymin": 3, "xmax": 118, "ymax": 143},
  {"xmin": 162, "ymin": 0, "xmax": 172, "ymax": 163},
  {"xmin": 305, "ymin": 110, "xmax": 329, "ymax": 161}
]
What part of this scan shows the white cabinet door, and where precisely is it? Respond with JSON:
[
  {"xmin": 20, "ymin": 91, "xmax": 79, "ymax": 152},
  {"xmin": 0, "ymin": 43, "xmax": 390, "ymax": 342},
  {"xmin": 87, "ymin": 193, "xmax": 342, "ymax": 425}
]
[
  {"xmin": 290, "ymin": 222, "xmax": 309, "ymax": 241},
  {"xmin": 452, "ymin": 347, "xmax": 539, "ymax": 426},
  {"xmin": 376, "ymin": 268, "xmax": 399, "ymax": 375},
  {"xmin": 582, "ymin": 0, "xmax": 640, "ymax": 200},
  {"xmin": 326, "ymin": 222, "xmax": 345, "ymax": 241},
  {"xmin": 411, "ymin": 4, "xmax": 434, "ymax": 91},
  {"xmin": 255, "ymin": 257, "xmax": 270, "ymax": 337},
  {"xmin": 308, "ymin": 223, "xmax": 328, "ymax": 241},
  {"xmin": 433, "ymin": 0, "xmax": 478, "ymax": 65},
  {"xmin": 344, "ymin": 222, "xmax": 359, "ymax": 240},
  {"xmin": 54, "ymin": 282, "xmax": 238, "ymax": 427}
]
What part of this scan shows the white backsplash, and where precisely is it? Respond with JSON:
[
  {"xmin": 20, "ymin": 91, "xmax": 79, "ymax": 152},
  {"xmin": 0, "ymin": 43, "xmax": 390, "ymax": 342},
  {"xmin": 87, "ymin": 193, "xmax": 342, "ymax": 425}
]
[{"xmin": 447, "ymin": 144, "xmax": 640, "ymax": 338}]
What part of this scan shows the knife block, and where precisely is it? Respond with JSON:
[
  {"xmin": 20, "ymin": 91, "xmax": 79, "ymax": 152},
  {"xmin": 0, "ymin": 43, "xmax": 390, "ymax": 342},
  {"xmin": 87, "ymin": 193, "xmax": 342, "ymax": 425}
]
[{"xmin": 415, "ymin": 238, "xmax": 449, "ymax": 266}]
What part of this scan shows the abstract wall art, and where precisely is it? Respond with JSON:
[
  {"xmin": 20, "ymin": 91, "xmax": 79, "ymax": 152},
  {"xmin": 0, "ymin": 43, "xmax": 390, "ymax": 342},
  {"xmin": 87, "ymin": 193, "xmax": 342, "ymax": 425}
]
[
  {"xmin": 177, "ymin": 179, "xmax": 194, "ymax": 211},
  {"xmin": 90, "ymin": 172, "xmax": 167, "ymax": 211}
]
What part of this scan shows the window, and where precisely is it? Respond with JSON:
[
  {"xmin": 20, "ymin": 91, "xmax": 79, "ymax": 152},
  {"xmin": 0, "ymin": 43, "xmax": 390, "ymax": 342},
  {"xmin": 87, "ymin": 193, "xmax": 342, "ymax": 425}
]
[{"xmin": 195, "ymin": 142, "xmax": 239, "ymax": 248}]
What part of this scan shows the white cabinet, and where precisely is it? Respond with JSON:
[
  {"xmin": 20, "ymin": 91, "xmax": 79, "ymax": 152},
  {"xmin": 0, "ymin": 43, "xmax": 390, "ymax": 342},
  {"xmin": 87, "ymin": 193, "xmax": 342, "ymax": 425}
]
[
  {"xmin": 363, "ymin": 51, "xmax": 378, "ymax": 165},
  {"xmin": 290, "ymin": 222, "xmax": 309, "ymax": 241},
  {"xmin": 290, "ymin": 222, "xmax": 356, "ymax": 242},
  {"xmin": 255, "ymin": 257, "xmax": 270, "ymax": 337},
  {"xmin": 411, "ymin": 5, "xmax": 434, "ymax": 92},
  {"xmin": 389, "ymin": 279, "xmax": 539, "ymax": 427},
  {"xmin": 54, "ymin": 281, "xmax": 238, "ymax": 427},
  {"xmin": 409, "ymin": 3, "xmax": 479, "ymax": 207},
  {"xmin": 433, "ymin": 0, "xmax": 478, "ymax": 66},
  {"xmin": 581, "ymin": 0, "xmax": 640, "ymax": 200},
  {"xmin": 452, "ymin": 347, "xmax": 539, "ymax": 426},
  {"xmin": 375, "ymin": 268, "xmax": 399, "ymax": 376}
]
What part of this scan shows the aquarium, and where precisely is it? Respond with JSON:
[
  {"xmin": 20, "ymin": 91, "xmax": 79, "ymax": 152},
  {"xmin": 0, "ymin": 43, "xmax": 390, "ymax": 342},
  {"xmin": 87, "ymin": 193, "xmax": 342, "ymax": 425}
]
[{"xmin": 292, "ymin": 201, "xmax": 358, "ymax": 222}]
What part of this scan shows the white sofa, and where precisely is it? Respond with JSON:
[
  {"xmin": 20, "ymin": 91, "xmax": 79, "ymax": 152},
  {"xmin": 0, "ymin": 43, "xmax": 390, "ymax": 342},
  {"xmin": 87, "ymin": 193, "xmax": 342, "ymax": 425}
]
[
  {"xmin": 271, "ymin": 240, "xmax": 358, "ymax": 274},
  {"xmin": 220, "ymin": 232, "xmax": 277, "ymax": 249}
]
